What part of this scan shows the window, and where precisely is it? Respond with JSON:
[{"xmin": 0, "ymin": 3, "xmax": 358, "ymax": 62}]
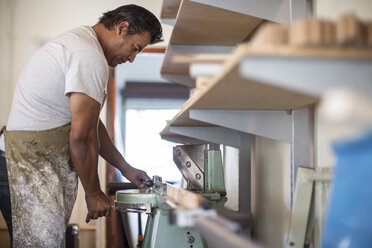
[{"xmin": 116, "ymin": 82, "xmax": 189, "ymax": 183}]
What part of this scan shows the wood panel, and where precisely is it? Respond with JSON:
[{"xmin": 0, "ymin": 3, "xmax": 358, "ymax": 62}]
[
  {"xmin": 170, "ymin": 0, "xmax": 263, "ymax": 45},
  {"xmin": 161, "ymin": 0, "xmax": 182, "ymax": 19},
  {"xmin": 161, "ymin": 44, "xmax": 232, "ymax": 76},
  {"xmin": 190, "ymin": 48, "xmax": 319, "ymax": 110}
]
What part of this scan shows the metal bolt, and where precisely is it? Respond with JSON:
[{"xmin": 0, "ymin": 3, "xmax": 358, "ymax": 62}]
[
  {"xmin": 186, "ymin": 161, "xmax": 191, "ymax": 168},
  {"xmin": 187, "ymin": 235, "xmax": 195, "ymax": 244},
  {"xmin": 195, "ymin": 173, "xmax": 201, "ymax": 180},
  {"xmin": 176, "ymin": 149, "xmax": 182, "ymax": 156}
]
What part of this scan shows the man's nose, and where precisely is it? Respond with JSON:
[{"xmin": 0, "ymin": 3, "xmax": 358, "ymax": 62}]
[{"xmin": 128, "ymin": 52, "xmax": 138, "ymax": 63}]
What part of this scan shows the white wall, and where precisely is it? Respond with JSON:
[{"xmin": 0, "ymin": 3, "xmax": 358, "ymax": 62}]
[
  {"xmin": 0, "ymin": 0, "xmax": 13, "ymax": 125},
  {"xmin": 0, "ymin": 0, "xmax": 172, "ymax": 125}
]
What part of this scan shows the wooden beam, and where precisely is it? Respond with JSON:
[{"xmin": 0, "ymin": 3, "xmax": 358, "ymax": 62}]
[{"xmin": 165, "ymin": 183, "xmax": 208, "ymax": 209}]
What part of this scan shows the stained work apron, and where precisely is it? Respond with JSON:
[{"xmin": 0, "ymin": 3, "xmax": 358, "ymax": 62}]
[{"xmin": 4, "ymin": 124, "xmax": 78, "ymax": 248}]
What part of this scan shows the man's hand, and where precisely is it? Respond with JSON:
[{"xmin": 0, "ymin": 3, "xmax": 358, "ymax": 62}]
[
  {"xmin": 97, "ymin": 120, "xmax": 152, "ymax": 189},
  {"xmin": 85, "ymin": 190, "xmax": 111, "ymax": 223},
  {"xmin": 123, "ymin": 166, "xmax": 151, "ymax": 189}
]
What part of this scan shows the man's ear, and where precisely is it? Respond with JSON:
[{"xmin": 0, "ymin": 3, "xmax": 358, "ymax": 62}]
[{"xmin": 117, "ymin": 21, "xmax": 129, "ymax": 35}]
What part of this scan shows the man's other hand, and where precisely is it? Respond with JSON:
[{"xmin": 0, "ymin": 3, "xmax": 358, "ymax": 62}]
[{"xmin": 85, "ymin": 190, "xmax": 111, "ymax": 223}]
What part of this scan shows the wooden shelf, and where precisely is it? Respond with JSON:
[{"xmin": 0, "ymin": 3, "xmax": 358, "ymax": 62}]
[
  {"xmin": 239, "ymin": 45, "xmax": 372, "ymax": 98},
  {"xmin": 239, "ymin": 45, "xmax": 372, "ymax": 59},
  {"xmin": 161, "ymin": 0, "xmax": 182, "ymax": 19},
  {"xmin": 161, "ymin": 44, "xmax": 232, "ymax": 75},
  {"xmin": 170, "ymin": 0, "xmax": 262, "ymax": 45},
  {"xmin": 165, "ymin": 93, "xmax": 213, "ymax": 126},
  {"xmin": 160, "ymin": 90, "xmax": 214, "ymax": 143},
  {"xmin": 161, "ymin": 45, "xmax": 191, "ymax": 75},
  {"xmin": 189, "ymin": 0, "xmax": 297, "ymax": 24},
  {"xmin": 160, "ymin": 124, "xmax": 208, "ymax": 144},
  {"xmin": 161, "ymin": 73, "xmax": 195, "ymax": 88},
  {"xmin": 184, "ymin": 46, "xmax": 319, "ymax": 111}
]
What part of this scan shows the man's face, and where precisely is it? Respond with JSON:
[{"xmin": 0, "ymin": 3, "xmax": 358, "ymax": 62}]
[{"xmin": 107, "ymin": 29, "xmax": 151, "ymax": 67}]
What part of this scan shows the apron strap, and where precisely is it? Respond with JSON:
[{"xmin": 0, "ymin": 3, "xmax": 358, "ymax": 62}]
[{"xmin": 0, "ymin": 126, "xmax": 5, "ymax": 136}]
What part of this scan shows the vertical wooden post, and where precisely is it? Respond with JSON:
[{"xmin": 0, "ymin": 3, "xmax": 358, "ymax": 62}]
[{"xmin": 106, "ymin": 67, "xmax": 127, "ymax": 248}]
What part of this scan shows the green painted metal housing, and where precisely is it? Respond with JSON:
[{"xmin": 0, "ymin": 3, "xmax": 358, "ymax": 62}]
[{"xmin": 204, "ymin": 150, "xmax": 226, "ymax": 193}]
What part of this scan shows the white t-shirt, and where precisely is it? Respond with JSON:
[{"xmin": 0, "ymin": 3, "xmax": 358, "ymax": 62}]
[{"xmin": 0, "ymin": 26, "xmax": 108, "ymax": 152}]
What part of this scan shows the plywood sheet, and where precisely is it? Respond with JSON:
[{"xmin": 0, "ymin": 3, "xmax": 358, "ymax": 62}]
[{"xmin": 170, "ymin": 0, "xmax": 263, "ymax": 45}]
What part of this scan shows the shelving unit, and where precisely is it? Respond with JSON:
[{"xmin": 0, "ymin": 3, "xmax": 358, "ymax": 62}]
[
  {"xmin": 156, "ymin": 1, "xmax": 372, "ymax": 247},
  {"xmin": 161, "ymin": 43, "xmax": 372, "ymax": 143},
  {"xmin": 160, "ymin": 44, "xmax": 318, "ymax": 203}
]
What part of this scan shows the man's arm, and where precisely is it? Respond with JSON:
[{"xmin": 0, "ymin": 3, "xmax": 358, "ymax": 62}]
[
  {"xmin": 69, "ymin": 93, "xmax": 111, "ymax": 223},
  {"xmin": 98, "ymin": 119, "xmax": 150, "ymax": 188}
]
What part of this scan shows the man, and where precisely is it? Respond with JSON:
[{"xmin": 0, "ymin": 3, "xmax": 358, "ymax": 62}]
[{"xmin": 0, "ymin": 4, "xmax": 163, "ymax": 247}]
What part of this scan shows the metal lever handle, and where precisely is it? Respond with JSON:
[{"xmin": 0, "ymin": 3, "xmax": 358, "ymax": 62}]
[{"xmin": 140, "ymin": 178, "xmax": 154, "ymax": 188}]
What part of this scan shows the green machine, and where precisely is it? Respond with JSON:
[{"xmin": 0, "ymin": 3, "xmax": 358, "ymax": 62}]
[{"xmin": 114, "ymin": 144, "xmax": 227, "ymax": 248}]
